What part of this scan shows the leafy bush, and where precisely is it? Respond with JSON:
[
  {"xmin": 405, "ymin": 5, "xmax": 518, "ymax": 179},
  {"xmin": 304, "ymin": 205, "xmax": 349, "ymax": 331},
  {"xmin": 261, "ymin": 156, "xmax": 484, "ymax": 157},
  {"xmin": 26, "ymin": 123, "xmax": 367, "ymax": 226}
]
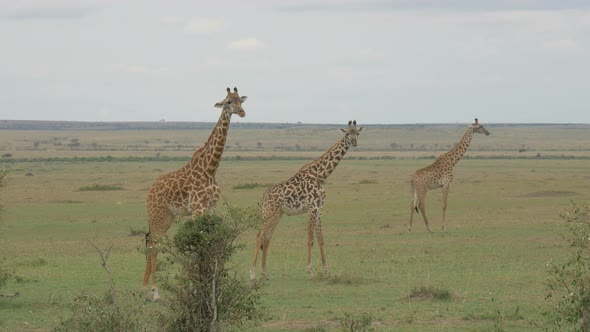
[
  {"xmin": 162, "ymin": 206, "xmax": 264, "ymax": 331},
  {"xmin": 545, "ymin": 201, "xmax": 590, "ymax": 331}
]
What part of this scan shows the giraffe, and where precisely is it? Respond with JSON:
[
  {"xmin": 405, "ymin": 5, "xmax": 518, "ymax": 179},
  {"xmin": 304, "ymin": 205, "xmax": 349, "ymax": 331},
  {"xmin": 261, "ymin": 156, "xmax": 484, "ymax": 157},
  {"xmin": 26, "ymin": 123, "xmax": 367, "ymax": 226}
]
[
  {"xmin": 250, "ymin": 120, "xmax": 364, "ymax": 280},
  {"xmin": 408, "ymin": 118, "xmax": 490, "ymax": 232},
  {"xmin": 142, "ymin": 87, "xmax": 247, "ymax": 301}
]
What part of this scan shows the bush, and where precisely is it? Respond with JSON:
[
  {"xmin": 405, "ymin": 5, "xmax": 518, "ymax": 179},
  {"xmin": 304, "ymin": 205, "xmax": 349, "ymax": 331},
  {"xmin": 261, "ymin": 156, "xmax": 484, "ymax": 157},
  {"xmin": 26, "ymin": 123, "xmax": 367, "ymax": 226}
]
[
  {"xmin": 545, "ymin": 201, "xmax": 590, "ymax": 331},
  {"xmin": 162, "ymin": 207, "xmax": 263, "ymax": 331}
]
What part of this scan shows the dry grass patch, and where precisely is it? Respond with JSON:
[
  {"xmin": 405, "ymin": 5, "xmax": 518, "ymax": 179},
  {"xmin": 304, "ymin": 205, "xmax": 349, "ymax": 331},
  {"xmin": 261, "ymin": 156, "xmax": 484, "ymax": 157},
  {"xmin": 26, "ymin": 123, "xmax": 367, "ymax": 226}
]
[{"xmin": 407, "ymin": 286, "xmax": 452, "ymax": 301}]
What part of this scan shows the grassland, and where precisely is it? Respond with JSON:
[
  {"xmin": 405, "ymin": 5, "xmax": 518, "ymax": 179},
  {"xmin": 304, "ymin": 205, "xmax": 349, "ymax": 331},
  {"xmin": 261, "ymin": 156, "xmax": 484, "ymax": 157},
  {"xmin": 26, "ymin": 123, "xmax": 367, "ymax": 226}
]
[{"xmin": 0, "ymin": 121, "xmax": 589, "ymax": 331}]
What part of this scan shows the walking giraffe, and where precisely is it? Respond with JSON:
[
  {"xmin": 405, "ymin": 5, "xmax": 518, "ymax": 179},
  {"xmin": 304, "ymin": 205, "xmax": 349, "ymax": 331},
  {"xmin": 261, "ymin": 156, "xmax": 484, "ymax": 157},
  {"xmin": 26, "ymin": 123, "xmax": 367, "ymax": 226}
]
[
  {"xmin": 142, "ymin": 87, "xmax": 247, "ymax": 301},
  {"xmin": 408, "ymin": 118, "xmax": 490, "ymax": 232},
  {"xmin": 250, "ymin": 120, "xmax": 364, "ymax": 280}
]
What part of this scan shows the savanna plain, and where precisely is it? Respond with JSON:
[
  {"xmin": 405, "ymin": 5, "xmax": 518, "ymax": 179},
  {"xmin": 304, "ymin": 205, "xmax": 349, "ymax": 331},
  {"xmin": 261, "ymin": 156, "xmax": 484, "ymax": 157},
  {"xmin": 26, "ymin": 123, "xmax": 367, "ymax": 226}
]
[{"xmin": 0, "ymin": 121, "xmax": 589, "ymax": 331}]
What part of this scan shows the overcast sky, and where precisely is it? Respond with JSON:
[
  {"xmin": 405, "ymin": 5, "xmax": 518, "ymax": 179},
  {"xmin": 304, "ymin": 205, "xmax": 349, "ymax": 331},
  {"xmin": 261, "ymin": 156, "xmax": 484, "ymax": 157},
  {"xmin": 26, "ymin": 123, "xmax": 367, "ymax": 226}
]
[{"xmin": 0, "ymin": 0, "xmax": 588, "ymax": 124}]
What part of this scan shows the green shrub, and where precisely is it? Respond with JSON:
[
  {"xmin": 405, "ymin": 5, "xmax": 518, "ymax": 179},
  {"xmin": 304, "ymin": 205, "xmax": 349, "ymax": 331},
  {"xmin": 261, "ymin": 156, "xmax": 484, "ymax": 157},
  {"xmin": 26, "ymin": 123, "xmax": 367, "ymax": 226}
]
[
  {"xmin": 545, "ymin": 201, "xmax": 590, "ymax": 331},
  {"xmin": 162, "ymin": 207, "xmax": 263, "ymax": 331}
]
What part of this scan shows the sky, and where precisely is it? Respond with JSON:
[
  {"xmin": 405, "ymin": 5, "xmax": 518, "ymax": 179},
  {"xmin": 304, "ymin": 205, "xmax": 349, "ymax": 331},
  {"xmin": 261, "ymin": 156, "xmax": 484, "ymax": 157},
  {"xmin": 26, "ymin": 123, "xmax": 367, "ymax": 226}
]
[{"xmin": 0, "ymin": 0, "xmax": 589, "ymax": 124}]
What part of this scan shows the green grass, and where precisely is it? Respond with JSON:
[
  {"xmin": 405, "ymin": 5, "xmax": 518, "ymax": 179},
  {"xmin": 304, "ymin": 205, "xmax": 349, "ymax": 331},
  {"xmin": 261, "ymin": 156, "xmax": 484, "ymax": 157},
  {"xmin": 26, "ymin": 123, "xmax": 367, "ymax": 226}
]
[{"xmin": 1, "ymin": 125, "xmax": 589, "ymax": 331}]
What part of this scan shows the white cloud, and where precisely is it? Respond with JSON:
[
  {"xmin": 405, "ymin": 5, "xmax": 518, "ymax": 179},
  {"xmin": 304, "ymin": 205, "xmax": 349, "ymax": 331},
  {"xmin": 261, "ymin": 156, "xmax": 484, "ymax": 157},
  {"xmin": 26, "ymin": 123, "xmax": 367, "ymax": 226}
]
[
  {"xmin": 228, "ymin": 38, "xmax": 264, "ymax": 50},
  {"xmin": 184, "ymin": 18, "xmax": 223, "ymax": 34}
]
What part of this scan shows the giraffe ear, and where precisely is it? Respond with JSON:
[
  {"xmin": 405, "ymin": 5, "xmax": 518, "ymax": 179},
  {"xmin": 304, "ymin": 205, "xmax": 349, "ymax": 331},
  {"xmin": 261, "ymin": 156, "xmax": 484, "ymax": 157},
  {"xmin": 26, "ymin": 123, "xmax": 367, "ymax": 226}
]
[
  {"xmin": 358, "ymin": 126, "xmax": 365, "ymax": 132},
  {"xmin": 339, "ymin": 128, "xmax": 347, "ymax": 133},
  {"xmin": 214, "ymin": 100, "xmax": 224, "ymax": 108},
  {"xmin": 240, "ymin": 96, "xmax": 248, "ymax": 103}
]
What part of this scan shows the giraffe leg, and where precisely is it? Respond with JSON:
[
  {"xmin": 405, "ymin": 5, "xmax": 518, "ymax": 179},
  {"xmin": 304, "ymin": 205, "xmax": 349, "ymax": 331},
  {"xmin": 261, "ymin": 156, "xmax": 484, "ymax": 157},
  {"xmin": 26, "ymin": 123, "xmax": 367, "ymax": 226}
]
[
  {"xmin": 417, "ymin": 190, "xmax": 432, "ymax": 232},
  {"xmin": 408, "ymin": 185, "xmax": 418, "ymax": 232},
  {"xmin": 141, "ymin": 233, "xmax": 152, "ymax": 298},
  {"xmin": 143, "ymin": 206, "xmax": 173, "ymax": 301},
  {"xmin": 142, "ymin": 232, "xmax": 162, "ymax": 301},
  {"xmin": 252, "ymin": 203, "xmax": 281, "ymax": 280},
  {"xmin": 250, "ymin": 232, "xmax": 262, "ymax": 280},
  {"xmin": 409, "ymin": 202, "xmax": 416, "ymax": 232},
  {"xmin": 260, "ymin": 237, "xmax": 272, "ymax": 279},
  {"xmin": 150, "ymin": 247, "xmax": 160, "ymax": 301},
  {"xmin": 314, "ymin": 218, "xmax": 329, "ymax": 276},
  {"xmin": 306, "ymin": 217, "xmax": 315, "ymax": 277},
  {"xmin": 442, "ymin": 185, "xmax": 450, "ymax": 232}
]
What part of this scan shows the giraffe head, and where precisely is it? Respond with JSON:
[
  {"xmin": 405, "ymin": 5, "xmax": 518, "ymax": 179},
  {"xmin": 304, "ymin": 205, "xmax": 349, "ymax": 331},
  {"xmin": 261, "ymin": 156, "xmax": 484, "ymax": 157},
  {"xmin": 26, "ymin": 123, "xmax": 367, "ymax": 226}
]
[
  {"xmin": 470, "ymin": 118, "xmax": 490, "ymax": 136},
  {"xmin": 214, "ymin": 87, "xmax": 247, "ymax": 118},
  {"xmin": 339, "ymin": 120, "xmax": 365, "ymax": 147}
]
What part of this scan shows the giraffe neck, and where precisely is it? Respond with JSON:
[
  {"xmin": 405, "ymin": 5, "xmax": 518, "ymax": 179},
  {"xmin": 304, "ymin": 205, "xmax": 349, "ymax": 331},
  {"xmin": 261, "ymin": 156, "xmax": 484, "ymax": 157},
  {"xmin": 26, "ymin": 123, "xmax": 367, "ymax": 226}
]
[
  {"xmin": 438, "ymin": 127, "xmax": 474, "ymax": 167},
  {"xmin": 190, "ymin": 110, "xmax": 232, "ymax": 177},
  {"xmin": 300, "ymin": 137, "xmax": 350, "ymax": 184}
]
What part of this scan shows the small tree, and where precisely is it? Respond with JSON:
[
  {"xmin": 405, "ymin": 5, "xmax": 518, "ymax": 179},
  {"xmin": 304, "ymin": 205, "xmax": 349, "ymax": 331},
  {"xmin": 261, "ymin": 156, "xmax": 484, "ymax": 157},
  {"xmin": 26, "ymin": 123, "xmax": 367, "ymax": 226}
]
[
  {"xmin": 545, "ymin": 201, "xmax": 590, "ymax": 331},
  {"xmin": 162, "ymin": 205, "xmax": 263, "ymax": 331}
]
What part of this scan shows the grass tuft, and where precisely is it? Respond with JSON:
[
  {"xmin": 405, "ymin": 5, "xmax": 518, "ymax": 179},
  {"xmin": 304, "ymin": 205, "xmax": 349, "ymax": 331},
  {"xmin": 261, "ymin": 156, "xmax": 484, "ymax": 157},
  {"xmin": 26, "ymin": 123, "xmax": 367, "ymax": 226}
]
[
  {"xmin": 408, "ymin": 286, "xmax": 452, "ymax": 301},
  {"xmin": 78, "ymin": 184, "xmax": 124, "ymax": 191},
  {"xmin": 48, "ymin": 199, "xmax": 83, "ymax": 204},
  {"xmin": 310, "ymin": 272, "xmax": 367, "ymax": 285},
  {"xmin": 232, "ymin": 183, "xmax": 268, "ymax": 190}
]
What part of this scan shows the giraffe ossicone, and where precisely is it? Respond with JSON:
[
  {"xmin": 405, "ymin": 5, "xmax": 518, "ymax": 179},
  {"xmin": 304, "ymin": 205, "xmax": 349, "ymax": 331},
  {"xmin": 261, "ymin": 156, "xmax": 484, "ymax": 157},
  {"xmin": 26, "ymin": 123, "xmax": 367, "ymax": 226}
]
[
  {"xmin": 408, "ymin": 118, "xmax": 490, "ymax": 232},
  {"xmin": 250, "ymin": 120, "xmax": 364, "ymax": 281},
  {"xmin": 142, "ymin": 87, "xmax": 247, "ymax": 301}
]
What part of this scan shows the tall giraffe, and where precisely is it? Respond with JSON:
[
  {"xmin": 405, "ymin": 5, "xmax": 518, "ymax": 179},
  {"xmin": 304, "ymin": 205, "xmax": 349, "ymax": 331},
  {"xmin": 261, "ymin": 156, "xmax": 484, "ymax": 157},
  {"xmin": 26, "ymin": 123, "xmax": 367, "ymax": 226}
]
[
  {"xmin": 250, "ymin": 120, "xmax": 364, "ymax": 280},
  {"xmin": 408, "ymin": 118, "xmax": 490, "ymax": 232},
  {"xmin": 142, "ymin": 87, "xmax": 247, "ymax": 301}
]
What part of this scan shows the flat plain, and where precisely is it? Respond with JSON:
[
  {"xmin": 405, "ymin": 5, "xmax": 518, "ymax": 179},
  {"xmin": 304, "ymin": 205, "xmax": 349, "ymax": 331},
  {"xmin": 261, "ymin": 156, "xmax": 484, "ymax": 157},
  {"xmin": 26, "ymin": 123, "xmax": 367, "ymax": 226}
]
[{"xmin": 0, "ymin": 121, "xmax": 589, "ymax": 331}]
